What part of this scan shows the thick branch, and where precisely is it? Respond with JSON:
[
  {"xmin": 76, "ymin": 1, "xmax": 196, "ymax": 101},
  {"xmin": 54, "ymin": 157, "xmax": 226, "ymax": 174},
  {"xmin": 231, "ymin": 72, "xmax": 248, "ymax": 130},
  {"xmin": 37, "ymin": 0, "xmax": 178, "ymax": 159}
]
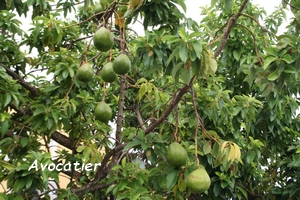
[
  {"xmin": 51, "ymin": 131, "xmax": 77, "ymax": 151},
  {"xmin": 214, "ymin": 0, "xmax": 249, "ymax": 58},
  {"xmin": 9, "ymin": 103, "xmax": 77, "ymax": 151},
  {"xmin": 144, "ymin": 79, "xmax": 194, "ymax": 134},
  {"xmin": 3, "ymin": 65, "xmax": 40, "ymax": 97}
]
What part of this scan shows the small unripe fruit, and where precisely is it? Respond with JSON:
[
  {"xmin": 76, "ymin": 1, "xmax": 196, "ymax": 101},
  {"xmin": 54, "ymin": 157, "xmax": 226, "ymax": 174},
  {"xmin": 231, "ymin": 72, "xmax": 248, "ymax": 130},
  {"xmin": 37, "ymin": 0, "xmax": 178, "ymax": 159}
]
[
  {"xmin": 186, "ymin": 166, "xmax": 211, "ymax": 194},
  {"xmin": 100, "ymin": 62, "xmax": 117, "ymax": 83},
  {"xmin": 93, "ymin": 27, "xmax": 114, "ymax": 52},
  {"xmin": 112, "ymin": 54, "xmax": 131, "ymax": 75},
  {"xmin": 166, "ymin": 142, "xmax": 187, "ymax": 168},
  {"xmin": 76, "ymin": 63, "xmax": 94, "ymax": 82}
]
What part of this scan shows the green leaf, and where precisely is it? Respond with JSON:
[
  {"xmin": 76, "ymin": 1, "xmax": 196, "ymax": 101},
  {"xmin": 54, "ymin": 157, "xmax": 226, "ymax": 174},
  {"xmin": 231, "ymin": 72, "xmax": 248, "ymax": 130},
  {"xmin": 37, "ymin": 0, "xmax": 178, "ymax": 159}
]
[
  {"xmin": 267, "ymin": 70, "xmax": 280, "ymax": 81},
  {"xmin": 233, "ymin": 50, "xmax": 241, "ymax": 61},
  {"xmin": 138, "ymin": 83, "xmax": 147, "ymax": 101},
  {"xmin": 236, "ymin": 185, "xmax": 248, "ymax": 198},
  {"xmin": 203, "ymin": 141, "xmax": 212, "ymax": 155},
  {"xmin": 283, "ymin": 65, "xmax": 296, "ymax": 73},
  {"xmin": 20, "ymin": 137, "xmax": 28, "ymax": 147},
  {"xmin": 224, "ymin": 0, "xmax": 232, "ymax": 12},
  {"xmin": 177, "ymin": 174, "xmax": 186, "ymax": 192},
  {"xmin": 77, "ymin": 146, "xmax": 85, "ymax": 153},
  {"xmin": 172, "ymin": 62, "xmax": 184, "ymax": 85},
  {"xmin": 263, "ymin": 56, "xmax": 277, "ymax": 70},
  {"xmin": 0, "ymin": 160, "xmax": 15, "ymax": 170},
  {"xmin": 191, "ymin": 41, "xmax": 202, "ymax": 59},
  {"xmin": 166, "ymin": 47, "xmax": 180, "ymax": 66},
  {"xmin": 14, "ymin": 178, "xmax": 27, "ymax": 192},
  {"xmin": 180, "ymin": 67, "xmax": 192, "ymax": 85},
  {"xmin": 208, "ymin": 56, "xmax": 217, "ymax": 74},
  {"xmin": 179, "ymin": 43, "xmax": 188, "ymax": 63},
  {"xmin": 213, "ymin": 182, "xmax": 222, "ymax": 196},
  {"xmin": 281, "ymin": 54, "xmax": 293, "ymax": 64},
  {"xmin": 123, "ymin": 139, "xmax": 142, "ymax": 151},
  {"xmin": 3, "ymin": 93, "xmax": 11, "ymax": 107},
  {"xmin": 265, "ymin": 47, "xmax": 278, "ymax": 57},
  {"xmin": 166, "ymin": 170, "xmax": 178, "ymax": 191},
  {"xmin": 178, "ymin": 27, "xmax": 188, "ymax": 42},
  {"xmin": 192, "ymin": 58, "xmax": 201, "ymax": 76},
  {"xmin": 288, "ymin": 154, "xmax": 300, "ymax": 167},
  {"xmin": 161, "ymin": 35, "xmax": 181, "ymax": 44},
  {"xmin": 175, "ymin": 0, "xmax": 186, "ymax": 12},
  {"xmin": 188, "ymin": 31, "xmax": 202, "ymax": 39},
  {"xmin": 0, "ymin": 120, "xmax": 9, "ymax": 138},
  {"xmin": 121, "ymin": 157, "xmax": 126, "ymax": 168},
  {"xmin": 82, "ymin": 147, "xmax": 92, "ymax": 163},
  {"xmin": 211, "ymin": 0, "xmax": 217, "ymax": 6}
]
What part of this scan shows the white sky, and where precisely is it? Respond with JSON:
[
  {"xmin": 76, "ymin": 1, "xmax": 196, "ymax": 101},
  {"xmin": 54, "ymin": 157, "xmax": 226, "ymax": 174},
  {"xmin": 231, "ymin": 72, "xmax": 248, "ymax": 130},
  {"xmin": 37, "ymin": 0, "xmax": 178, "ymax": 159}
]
[
  {"xmin": 185, "ymin": 0, "xmax": 292, "ymax": 19},
  {"xmin": 18, "ymin": 0, "xmax": 293, "ymax": 56},
  {"xmin": 129, "ymin": 0, "xmax": 292, "ymax": 35}
]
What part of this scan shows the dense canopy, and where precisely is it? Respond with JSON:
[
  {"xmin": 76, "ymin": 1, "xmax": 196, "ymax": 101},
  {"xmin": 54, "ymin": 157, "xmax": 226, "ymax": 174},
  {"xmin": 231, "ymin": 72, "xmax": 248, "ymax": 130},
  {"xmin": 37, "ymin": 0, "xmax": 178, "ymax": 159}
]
[{"xmin": 1, "ymin": 0, "xmax": 300, "ymax": 199}]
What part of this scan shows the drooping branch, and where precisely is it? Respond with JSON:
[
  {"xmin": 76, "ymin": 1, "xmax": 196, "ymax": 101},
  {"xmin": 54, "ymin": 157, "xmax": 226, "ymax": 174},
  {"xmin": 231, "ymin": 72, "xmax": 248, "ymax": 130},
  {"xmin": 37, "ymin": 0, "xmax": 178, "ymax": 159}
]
[
  {"xmin": 214, "ymin": 0, "xmax": 249, "ymax": 58},
  {"xmin": 240, "ymin": 13, "xmax": 270, "ymax": 45},
  {"xmin": 3, "ymin": 65, "xmax": 40, "ymax": 97},
  {"xmin": 236, "ymin": 23, "xmax": 262, "ymax": 65}
]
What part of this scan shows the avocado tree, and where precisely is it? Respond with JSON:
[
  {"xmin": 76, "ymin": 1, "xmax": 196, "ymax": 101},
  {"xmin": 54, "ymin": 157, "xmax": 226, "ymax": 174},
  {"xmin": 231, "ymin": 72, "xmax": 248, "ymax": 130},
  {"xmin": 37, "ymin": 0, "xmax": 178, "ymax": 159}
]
[{"xmin": 1, "ymin": 0, "xmax": 300, "ymax": 199}]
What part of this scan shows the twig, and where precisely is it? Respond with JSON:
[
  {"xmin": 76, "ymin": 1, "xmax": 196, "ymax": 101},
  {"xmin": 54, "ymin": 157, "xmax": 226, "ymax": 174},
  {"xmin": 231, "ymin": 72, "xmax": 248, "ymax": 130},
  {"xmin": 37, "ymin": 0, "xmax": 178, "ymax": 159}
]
[
  {"xmin": 88, "ymin": 51, "xmax": 102, "ymax": 62},
  {"xmin": 214, "ymin": 0, "xmax": 249, "ymax": 58},
  {"xmin": 173, "ymin": 104, "xmax": 179, "ymax": 142},
  {"xmin": 42, "ymin": 134, "xmax": 51, "ymax": 154},
  {"xmin": 66, "ymin": 35, "xmax": 93, "ymax": 50},
  {"xmin": 236, "ymin": 23, "xmax": 263, "ymax": 66},
  {"xmin": 284, "ymin": 0, "xmax": 300, "ymax": 10},
  {"xmin": 240, "ymin": 13, "xmax": 269, "ymax": 46},
  {"xmin": 208, "ymin": 19, "xmax": 231, "ymax": 47},
  {"xmin": 63, "ymin": 10, "xmax": 107, "ymax": 29},
  {"xmin": 190, "ymin": 86, "xmax": 221, "ymax": 146},
  {"xmin": 134, "ymin": 104, "xmax": 147, "ymax": 130}
]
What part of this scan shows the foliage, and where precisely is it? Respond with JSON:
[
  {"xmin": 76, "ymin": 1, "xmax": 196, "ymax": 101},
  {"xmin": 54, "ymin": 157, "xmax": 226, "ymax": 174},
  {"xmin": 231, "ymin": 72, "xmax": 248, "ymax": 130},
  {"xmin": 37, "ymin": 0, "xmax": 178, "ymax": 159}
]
[{"xmin": 1, "ymin": 0, "xmax": 300, "ymax": 199}]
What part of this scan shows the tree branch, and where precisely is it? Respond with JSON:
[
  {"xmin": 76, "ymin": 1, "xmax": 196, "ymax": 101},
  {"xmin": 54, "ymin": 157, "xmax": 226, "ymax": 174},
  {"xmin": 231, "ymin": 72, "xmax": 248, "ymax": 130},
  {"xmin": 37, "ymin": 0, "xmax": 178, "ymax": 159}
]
[
  {"xmin": 214, "ymin": 0, "xmax": 249, "ymax": 58},
  {"xmin": 115, "ymin": 76, "xmax": 126, "ymax": 146},
  {"xmin": 51, "ymin": 131, "xmax": 77, "ymax": 151},
  {"xmin": 284, "ymin": 0, "xmax": 300, "ymax": 10},
  {"xmin": 134, "ymin": 104, "xmax": 147, "ymax": 130},
  {"xmin": 3, "ymin": 65, "xmax": 40, "ymax": 97},
  {"xmin": 144, "ymin": 78, "xmax": 194, "ymax": 134},
  {"xmin": 236, "ymin": 23, "xmax": 262, "ymax": 65}
]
